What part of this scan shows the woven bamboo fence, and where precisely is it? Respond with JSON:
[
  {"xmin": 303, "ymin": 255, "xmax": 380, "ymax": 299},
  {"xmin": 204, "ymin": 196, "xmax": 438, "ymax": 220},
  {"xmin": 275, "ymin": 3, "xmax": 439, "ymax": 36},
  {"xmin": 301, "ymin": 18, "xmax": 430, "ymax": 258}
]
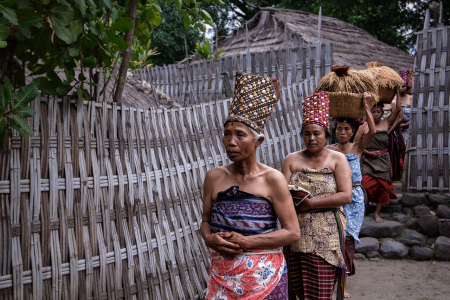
[
  {"xmin": 407, "ymin": 25, "xmax": 450, "ymax": 192},
  {"xmin": 133, "ymin": 44, "xmax": 332, "ymax": 106},
  {"xmin": 0, "ymin": 77, "xmax": 317, "ymax": 299}
]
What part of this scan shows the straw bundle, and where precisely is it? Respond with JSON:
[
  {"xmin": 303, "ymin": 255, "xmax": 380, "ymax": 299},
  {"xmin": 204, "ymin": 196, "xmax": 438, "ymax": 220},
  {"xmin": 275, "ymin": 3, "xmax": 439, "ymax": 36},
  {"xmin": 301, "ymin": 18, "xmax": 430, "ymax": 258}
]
[
  {"xmin": 315, "ymin": 65, "xmax": 379, "ymax": 101},
  {"xmin": 328, "ymin": 92, "xmax": 375, "ymax": 120},
  {"xmin": 358, "ymin": 62, "xmax": 403, "ymax": 103}
]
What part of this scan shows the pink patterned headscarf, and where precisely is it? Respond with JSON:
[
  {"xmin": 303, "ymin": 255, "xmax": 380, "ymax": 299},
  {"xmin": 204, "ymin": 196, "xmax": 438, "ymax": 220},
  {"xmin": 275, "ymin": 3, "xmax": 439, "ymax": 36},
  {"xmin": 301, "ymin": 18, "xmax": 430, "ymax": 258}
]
[
  {"xmin": 302, "ymin": 92, "xmax": 330, "ymax": 131},
  {"xmin": 399, "ymin": 69, "xmax": 413, "ymax": 88}
]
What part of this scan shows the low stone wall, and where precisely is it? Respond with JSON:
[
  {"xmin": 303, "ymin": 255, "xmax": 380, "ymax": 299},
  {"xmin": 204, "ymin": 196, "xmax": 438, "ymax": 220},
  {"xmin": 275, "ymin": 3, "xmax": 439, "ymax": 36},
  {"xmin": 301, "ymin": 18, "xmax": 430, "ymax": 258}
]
[{"xmin": 356, "ymin": 193, "xmax": 450, "ymax": 261}]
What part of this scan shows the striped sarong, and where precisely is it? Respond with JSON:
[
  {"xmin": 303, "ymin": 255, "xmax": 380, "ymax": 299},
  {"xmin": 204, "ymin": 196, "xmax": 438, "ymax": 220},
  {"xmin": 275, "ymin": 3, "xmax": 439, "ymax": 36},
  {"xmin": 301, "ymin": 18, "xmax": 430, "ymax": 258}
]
[
  {"xmin": 289, "ymin": 252, "xmax": 341, "ymax": 300},
  {"xmin": 344, "ymin": 237, "xmax": 355, "ymax": 277}
]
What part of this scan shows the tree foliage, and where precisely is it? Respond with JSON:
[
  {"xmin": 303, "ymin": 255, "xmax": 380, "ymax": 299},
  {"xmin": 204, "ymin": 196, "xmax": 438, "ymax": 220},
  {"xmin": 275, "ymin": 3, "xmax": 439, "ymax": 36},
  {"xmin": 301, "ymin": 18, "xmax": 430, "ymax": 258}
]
[
  {"xmin": 221, "ymin": 0, "xmax": 450, "ymax": 54},
  {"xmin": 0, "ymin": 0, "xmax": 223, "ymax": 147}
]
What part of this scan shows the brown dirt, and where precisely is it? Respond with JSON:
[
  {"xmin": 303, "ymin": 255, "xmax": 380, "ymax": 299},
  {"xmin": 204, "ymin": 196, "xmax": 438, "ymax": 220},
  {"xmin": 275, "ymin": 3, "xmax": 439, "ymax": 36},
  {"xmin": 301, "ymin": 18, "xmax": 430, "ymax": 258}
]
[{"xmin": 338, "ymin": 259, "xmax": 450, "ymax": 300}]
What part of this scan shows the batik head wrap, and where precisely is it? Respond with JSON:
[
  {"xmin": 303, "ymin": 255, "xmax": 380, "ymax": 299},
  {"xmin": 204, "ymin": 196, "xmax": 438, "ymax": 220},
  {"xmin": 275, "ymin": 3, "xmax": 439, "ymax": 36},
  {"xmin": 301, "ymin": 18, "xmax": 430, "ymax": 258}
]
[
  {"xmin": 399, "ymin": 69, "xmax": 413, "ymax": 88},
  {"xmin": 224, "ymin": 71, "xmax": 281, "ymax": 133},
  {"xmin": 302, "ymin": 92, "xmax": 330, "ymax": 131}
]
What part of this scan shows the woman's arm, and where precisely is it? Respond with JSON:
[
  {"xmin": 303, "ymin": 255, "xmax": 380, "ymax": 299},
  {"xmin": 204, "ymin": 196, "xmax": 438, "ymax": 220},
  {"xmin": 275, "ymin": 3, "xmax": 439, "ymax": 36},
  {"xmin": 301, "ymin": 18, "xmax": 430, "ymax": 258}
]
[
  {"xmin": 200, "ymin": 169, "xmax": 243, "ymax": 256},
  {"xmin": 386, "ymin": 87, "xmax": 402, "ymax": 126},
  {"xmin": 225, "ymin": 171, "xmax": 300, "ymax": 250},
  {"xmin": 353, "ymin": 122, "xmax": 368, "ymax": 143},
  {"xmin": 357, "ymin": 92, "xmax": 376, "ymax": 155},
  {"xmin": 296, "ymin": 152, "xmax": 352, "ymax": 211}
]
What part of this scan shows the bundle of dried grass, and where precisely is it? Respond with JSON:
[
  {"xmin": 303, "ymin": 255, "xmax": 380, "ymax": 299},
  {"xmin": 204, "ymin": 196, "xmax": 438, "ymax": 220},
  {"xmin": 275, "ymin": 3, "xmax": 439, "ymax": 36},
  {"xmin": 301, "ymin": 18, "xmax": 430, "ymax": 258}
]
[
  {"xmin": 315, "ymin": 65, "xmax": 379, "ymax": 101},
  {"xmin": 358, "ymin": 62, "xmax": 403, "ymax": 103}
]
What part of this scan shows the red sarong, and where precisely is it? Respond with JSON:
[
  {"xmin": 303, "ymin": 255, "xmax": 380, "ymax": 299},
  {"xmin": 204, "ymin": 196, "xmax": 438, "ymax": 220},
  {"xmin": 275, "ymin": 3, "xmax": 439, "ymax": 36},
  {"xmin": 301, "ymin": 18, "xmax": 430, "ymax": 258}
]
[
  {"xmin": 361, "ymin": 175, "xmax": 397, "ymax": 205},
  {"xmin": 344, "ymin": 237, "xmax": 355, "ymax": 277}
]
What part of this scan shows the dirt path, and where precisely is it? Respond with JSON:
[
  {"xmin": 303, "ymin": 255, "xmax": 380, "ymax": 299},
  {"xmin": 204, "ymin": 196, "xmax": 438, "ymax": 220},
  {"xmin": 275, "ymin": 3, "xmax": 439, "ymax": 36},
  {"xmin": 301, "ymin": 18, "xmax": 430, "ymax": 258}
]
[{"xmin": 339, "ymin": 259, "xmax": 450, "ymax": 300}]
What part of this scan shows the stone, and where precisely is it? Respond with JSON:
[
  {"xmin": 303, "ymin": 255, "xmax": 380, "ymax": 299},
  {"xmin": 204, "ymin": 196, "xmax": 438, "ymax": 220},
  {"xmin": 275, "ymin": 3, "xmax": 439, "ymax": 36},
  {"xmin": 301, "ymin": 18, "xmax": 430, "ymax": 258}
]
[
  {"xmin": 405, "ymin": 217, "xmax": 419, "ymax": 230},
  {"xmin": 366, "ymin": 204, "xmax": 376, "ymax": 215},
  {"xmin": 392, "ymin": 213, "xmax": 410, "ymax": 223},
  {"xmin": 390, "ymin": 195, "xmax": 402, "ymax": 205},
  {"xmin": 356, "ymin": 237, "xmax": 380, "ymax": 253},
  {"xmin": 380, "ymin": 240, "xmax": 409, "ymax": 259},
  {"xmin": 417, "ymin": 215, "xmax": 440, "ymax": 237},
  {"xmin": 369, "ymin": 257, "xmax": 380, "ymax": 261},
  {"xmin": 402, "ymin": 194, "xmax": 428, "ymax": 207},
  {"xmin": 402, "ymin": 207, "xmax": 414, "ymax": 216},
  {"xmin": 434, "ymin": 236, "xmax": 450, "ymax": 260},
  {"xmin": 414, "ymin": 205, "xmax": 431, "ymax": 217},
  {"xmin": 399, "ymin": 229, "xmax": 426, "ymax": 246},
  {"xmin": 354, "ymin": 253, "xmax": 366, "ymax": 260},
  {"xmin": 382, "ymin": 204, "xmax": 402, "ymax": 213},
  {"xmin": 426, "ymin": 237, "xmax": 437, "ymax": 246},
  {"xmin": 366, "ymin": 251, "xmax": 382, "ymax": 259},
  {"xmin": 360, "ymin": 217, "xmax": 405, "ymax": 238},
  {"xmin": 439, "ymin": 222, "xmax": 450, "ymax": 238},
  {"xmin": 436, "ymin": 204, "xmax": 450, "ymax": 219},
  {"xmin": 410, "ymin": 246, "xmax": 434, "ymax": 260},
  {"xmin": 428, "ymin": 194, "xmax": 450, "ymax": 207}
]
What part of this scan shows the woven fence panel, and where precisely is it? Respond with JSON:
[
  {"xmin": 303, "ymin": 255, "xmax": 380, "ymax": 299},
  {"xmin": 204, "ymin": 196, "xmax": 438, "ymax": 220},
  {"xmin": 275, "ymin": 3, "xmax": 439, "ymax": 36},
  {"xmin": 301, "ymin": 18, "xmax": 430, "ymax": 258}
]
[
  {"xmin": 133, "ymin": 44, "xmax": 332, "ymax": 106},
  {"xmin": 408, "ymin": 26, "xmax": 450, "ymax": 192},
  {"xmin": 0, "ymin": 78, "xmax": 316, "ymax": 299}
]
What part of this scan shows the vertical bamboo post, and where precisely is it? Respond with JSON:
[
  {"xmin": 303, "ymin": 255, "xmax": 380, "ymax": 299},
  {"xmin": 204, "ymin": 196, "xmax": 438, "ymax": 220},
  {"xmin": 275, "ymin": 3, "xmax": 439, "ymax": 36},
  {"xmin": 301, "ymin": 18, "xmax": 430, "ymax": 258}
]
[{"xmin": 317, "ymin": 7, "xmax": 322, "ymax": 43}]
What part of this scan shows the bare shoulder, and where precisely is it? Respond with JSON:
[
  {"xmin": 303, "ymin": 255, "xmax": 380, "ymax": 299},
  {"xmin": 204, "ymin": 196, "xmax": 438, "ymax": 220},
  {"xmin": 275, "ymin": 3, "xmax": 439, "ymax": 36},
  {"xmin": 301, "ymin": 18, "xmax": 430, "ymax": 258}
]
[
  {"xmin": 205, "ymin": 166, "xmax": 228, "ymax": 182},
  {"xmin": 283, "ymin": 151, "xmax": 302, "ymax": 164},
  {"xmin": 326, "ymin": 143, "xmax": 339, "ymax": 150},
  {"xmin": 328, "ymin": 148, "xmax": 347, "ymax": 162},
  {"xmin": 265, "ymin": 167, "xmax": 287, "ymax": 185}
]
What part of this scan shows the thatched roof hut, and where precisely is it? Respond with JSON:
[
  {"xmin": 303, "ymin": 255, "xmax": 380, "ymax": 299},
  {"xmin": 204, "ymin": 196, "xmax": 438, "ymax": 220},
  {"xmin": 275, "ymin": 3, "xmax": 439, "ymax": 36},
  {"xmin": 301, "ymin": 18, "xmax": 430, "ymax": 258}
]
[
  {"xmin": 217, "ymin": 7, "xmax": 414, "ymax": 71},
  {"xmin": 25, "ymin": 68, "xmax": 179, "ymax": 109}
]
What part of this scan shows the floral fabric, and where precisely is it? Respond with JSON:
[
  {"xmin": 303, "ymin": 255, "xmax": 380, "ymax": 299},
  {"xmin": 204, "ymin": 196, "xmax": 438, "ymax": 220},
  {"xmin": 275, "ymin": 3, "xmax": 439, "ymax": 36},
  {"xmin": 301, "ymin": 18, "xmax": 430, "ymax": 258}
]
[
  {"xmin": 302, "ymin": 92, "xmax": 330, "ymax": 131},
  {"xmin": 342, "ymin": 154, "xmax": 365, "ymax": 248},
  {"xmin": 225, "ymin": 71, "xmax": 281, "ymax": 133},
  {"xmin": 289, "ymin": 168, "xmax": 346, "ymax": 269},
  {"xmin": 207, "ymin": 251, "xmax": 286, "ymax": 300},
  {"xmin": 206, "ymin": 186, "xmax": 287, "ymax": 299}
]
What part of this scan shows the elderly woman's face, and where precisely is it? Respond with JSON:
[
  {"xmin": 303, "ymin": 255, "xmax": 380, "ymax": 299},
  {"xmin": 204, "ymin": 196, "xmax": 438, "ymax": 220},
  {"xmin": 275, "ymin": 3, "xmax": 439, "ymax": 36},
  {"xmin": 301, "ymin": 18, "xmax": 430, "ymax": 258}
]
[
  {"xmin": 223, "ymin": 122, "xmax": 257, "ymax": 162},
  {"xmin": 335, "ymin": 121, "xmax": 353, "ymax": 143},
  {"xmin": 302, "ymin": 124, "xmax": 328, "ymax": 151}
]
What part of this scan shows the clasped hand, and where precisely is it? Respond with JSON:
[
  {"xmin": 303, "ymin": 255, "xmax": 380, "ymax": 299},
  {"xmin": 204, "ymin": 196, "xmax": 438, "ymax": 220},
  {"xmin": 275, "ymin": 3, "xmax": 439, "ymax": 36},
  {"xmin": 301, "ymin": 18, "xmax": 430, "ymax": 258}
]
[{"xmin": 204, "ymin": 232, "xmax": 249, "ymax": 257}]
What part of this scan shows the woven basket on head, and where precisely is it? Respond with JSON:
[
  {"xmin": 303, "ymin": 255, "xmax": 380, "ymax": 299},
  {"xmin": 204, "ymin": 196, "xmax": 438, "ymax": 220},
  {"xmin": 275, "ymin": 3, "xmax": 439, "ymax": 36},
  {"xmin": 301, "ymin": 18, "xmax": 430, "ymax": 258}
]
[
  {"xmin": 315, "ymin": 65, "xmax": 379, "ymax": 101},
  {"xmin": 328, "ymin": 92, "xmax": 376, "ymax": 120},
  {"xmin": 358, "ymin": 62, "xmax": 403, "ymax": 104}
]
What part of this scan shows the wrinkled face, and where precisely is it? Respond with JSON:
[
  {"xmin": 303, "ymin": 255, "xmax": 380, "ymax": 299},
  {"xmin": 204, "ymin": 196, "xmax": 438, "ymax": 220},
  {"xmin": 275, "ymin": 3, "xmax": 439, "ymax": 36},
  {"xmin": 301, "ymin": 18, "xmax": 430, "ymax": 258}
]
[
  {"xmin": 335, "ymin": 121, "xmax": 354, "ymax": 143},
  {"xmin": 302, "ymin": 124, "xmax": 328, "ymax": 152},
  {"xmin": 370, "ymin": 106, "xmax": 383, "ymax": 123},
  {"xmin": 223, "ymin": 122, "xmax": 258, "ymax": 162}
]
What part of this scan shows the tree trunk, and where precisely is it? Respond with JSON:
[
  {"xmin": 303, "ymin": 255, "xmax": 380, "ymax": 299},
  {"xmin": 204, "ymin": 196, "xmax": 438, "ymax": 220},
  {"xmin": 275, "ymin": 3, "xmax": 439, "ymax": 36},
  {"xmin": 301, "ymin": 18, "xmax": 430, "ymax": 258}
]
[
  {"xmin": 113, "ymin": 0, "xmax": 138, "ymax": 104},
  {"xmin": 0, "ymin": 38, "xmax": 16, "ymax": 83}
]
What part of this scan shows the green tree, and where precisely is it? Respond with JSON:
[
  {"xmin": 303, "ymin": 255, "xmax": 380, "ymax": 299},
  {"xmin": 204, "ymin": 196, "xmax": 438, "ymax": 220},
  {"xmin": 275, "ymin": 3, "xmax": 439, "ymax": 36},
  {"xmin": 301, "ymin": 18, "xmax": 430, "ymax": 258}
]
[{"xmin": 0, "ymin": 0, "xmax": 222, "ymax": 147}]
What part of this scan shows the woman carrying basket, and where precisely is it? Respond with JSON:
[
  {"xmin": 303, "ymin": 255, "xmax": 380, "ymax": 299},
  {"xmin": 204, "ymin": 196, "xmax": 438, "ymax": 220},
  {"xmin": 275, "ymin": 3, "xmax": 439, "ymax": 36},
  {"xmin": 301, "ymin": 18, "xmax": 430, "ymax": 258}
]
[
  {"xmin": 282, "ymin": 92, "xmax": 352, "ymax": 300},
  {"xmin": 201, "ymin": 71, "xmax": 300, "ymax": 300},
  {"xmin": 354, "ymin": 87, "xmax": 402, "ymax": 223},
  {"xmin": 326, "ymin": 92, "xmax": 376, "ymax": 298}
]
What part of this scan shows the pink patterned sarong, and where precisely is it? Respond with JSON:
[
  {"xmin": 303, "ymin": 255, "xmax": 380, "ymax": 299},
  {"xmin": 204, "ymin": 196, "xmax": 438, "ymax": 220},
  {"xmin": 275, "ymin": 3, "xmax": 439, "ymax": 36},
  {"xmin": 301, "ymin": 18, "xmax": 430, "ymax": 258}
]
[{"xmin": 206, "ymin": 249, "xmax": 285, "ymax": 300}]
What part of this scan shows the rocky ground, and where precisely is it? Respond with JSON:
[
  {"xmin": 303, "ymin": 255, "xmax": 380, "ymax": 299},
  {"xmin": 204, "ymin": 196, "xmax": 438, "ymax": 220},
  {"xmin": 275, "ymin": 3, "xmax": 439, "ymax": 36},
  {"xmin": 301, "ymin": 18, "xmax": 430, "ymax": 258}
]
[{"xmin": 336, "ymin": 259, "xmax": 450, "ymax": 299}]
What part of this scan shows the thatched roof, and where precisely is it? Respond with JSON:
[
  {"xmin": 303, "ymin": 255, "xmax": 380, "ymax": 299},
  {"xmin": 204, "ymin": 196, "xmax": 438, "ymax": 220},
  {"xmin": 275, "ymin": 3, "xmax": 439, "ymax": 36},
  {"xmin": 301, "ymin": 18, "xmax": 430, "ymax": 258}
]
[
  {"xmin": 217, "ymin": 8, "xmax": 414, "ymax": 71},
  {"xmin": 25, "ymin": 68, "xmax": 179, "ymax": 109}
]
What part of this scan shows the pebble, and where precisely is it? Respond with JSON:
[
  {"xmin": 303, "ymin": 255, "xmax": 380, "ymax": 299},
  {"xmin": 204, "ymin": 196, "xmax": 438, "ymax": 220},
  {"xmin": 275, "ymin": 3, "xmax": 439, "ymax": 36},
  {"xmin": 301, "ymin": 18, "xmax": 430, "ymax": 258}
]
[
  {"xmin": 414, "ymin": 205, "xmax": 431, "ymax": 217},
  {"xmin": 402, "ymin": 194, "xmax": 428, "ymax": 207},
  {"xmin": 392, "ymin": 213, "xmax": 410, "ymax": 223},
  {"xmin": 417, "ymin": 215, "xmax": 440, "ymax": 237},
  {"xmin": 405, "ymin": 217, "xmax": 419, "ymax": 230},
  {"xmin": 399, "ymin": 229, "xmax": 426, "ymax": 246},
  {"xmin": 436, "ymin": 204, "xmax": 450, "ymax": 219},
  {"xmin": 369, "ymin": 257, "xmax": 380, "ymax": 261},
  {"xmin": 428, "ymin": 194, "xmax": 450, "ymax": 207},
  {"xmin": 360, "ymin": 217, "xmax": 404, "ymax": 238},
  {"xmin": 380, "ymin": 240, "xmax": 409, "ymax": 259},
  {"xmin": 409, "ymin": 246, "xmax": 434, "ymax": 260},
  {"xmin": 434, "ymin": 236, "xmax": 450, "ymax": 260},
  {"xmin": 366, "ymin": 250, "xmax": 382, "ymax": 259},
  {"xmin": 426, "ymin": 237, "xmax": 437, "ymax": 246},
  {"xmin": 356, "ymin": 237, "xmax": 380, "ymax": 253},
  {"xmin": 402, "ymin": 207, "xmax": 414, "ymax": 216},
  {"xmin": 381, "ymin": 204, "xmax": 402, "ymax": 213},
  {"xmin": 354, "ymin": 253, "xmax": 366, "ymax": 260},
  {"xmin": 439, "ymin": 221, "xmax": 450, "ymax": 238}
]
